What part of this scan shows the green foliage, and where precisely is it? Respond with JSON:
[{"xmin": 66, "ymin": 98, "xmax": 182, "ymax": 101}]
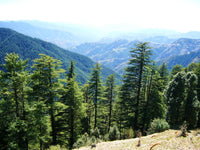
[
  {"xmin": 102, "ymin": 74, "xmax": 116, "ymax": 132},
  {"xmin": 164, "ymin": 72, "xmax": 186, "ymax": 126},
  {"xmin": 123, "ymin": 128, "xmax": 134, "ymax": 139},
  {"xmin": 0, "ymin": 28, "xmax": 120, "ymax": 84},
  {"xmin": 0, "ymin": 43, "xmax": 200, "ymax": 149},
  {"xmin": 72, "ymin": 133, "xmax": 90, "ymax": 148},
  {"xmin": 88, "ymin": 63, "xmax": 103, "ymax": 129},
  {"xmin": 60, "ymin": 61, "xmax": 85, "ymax": 148},
  {"xmin": 108, "ymin": 125, "xmax": 120, "ymax": 141},
  {"xmin": 180, "ymin": 121, "xmax": 188, "ymax": 137},
  {"xmin": 164, "ymin": 70, "xmax": 199, "ymax": 129},
  {"xmin": 171, "ymin": 64, "xmax": 183, "ymax": 76},
  {"xmin": 185, "ymin": 62, "xmax": 198, "ymax": 72},
  {"xmin": 31, "ymin": 54, "xmax": 65, "ymax": 146},
  {"xmin": 142, "ymin": 67, "xmax": 166, "ymax": 132},
  {"xmin": 48, "ymin": 145, "xmax": 67, "ymax": 150},
  {"xmin": 158, "ymin": 62, "xmax": 170, "ymax": 88},
  {"xmin": 81, "ymin": 83, "xmax": 93, "ymax": 134},
  {"xmin": 127, "ymin": 42, "xmax": 152, "ymax": 130},
  {"xmin": 184, "ymin": 72, "xmax": 199, "ymax": 129},
  {"xmin": 148, "ymin": 118, "xmax": 170, "ymax": 134},
  {"xmin": 194, "ymin": 62, "xmax": 200, "ymax": 128},
  {"xmin": 0, "ymin": 53, "xmax": 30, "ymax": 149},
  {"xmin": 73, "ymin": 130, "xmax": 103, "ymax": 149},
  {"xmin": 91, "ymin": 127, "xmax": 101, "ymax": 139}
]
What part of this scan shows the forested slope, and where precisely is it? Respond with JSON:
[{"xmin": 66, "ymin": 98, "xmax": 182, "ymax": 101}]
[{"xmin": 0, "ymin": 28, "xmax": 121, "ymax": 83}]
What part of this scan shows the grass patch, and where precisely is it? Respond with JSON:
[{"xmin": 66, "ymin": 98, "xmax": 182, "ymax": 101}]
[{"xmin": 74, "ymin": 129, "xmax": 200, "ymax": 150}]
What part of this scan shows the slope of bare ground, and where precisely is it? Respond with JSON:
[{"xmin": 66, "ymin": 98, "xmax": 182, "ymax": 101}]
[{"xmin": 75, "ymin": 129, "xmax": 200, "ymax": 150}]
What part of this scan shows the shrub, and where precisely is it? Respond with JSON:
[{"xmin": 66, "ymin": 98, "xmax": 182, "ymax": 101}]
[
  {"xmin": 180, "ymin": 121, "xmax": 188, "ymax": 137},
  {"xmin": 148, "ymin": 118, "xmax": 169, "ymax": 134},
  {"xmin": 73, "ymin": 131, "xmax": 101, "ymax": 149},
  {"xmin": 91, "ymin": 127, "xmax": 100, "ymax": 138},
  {"xmin": 124, "ymin": 127, "xmax": 134, "ymax": 139},
  {"xmin": 48, "ymin": 145, "xmax": 67, "ymax": 150},
  {"xmin": 103, "ymin": 133, "xmax": 109, "ymax": 141},
  {"xmin": 73, "ymin": 132, "xmax": 90, "ymax": 148},
  {"xmin": 108, "ymin": 125, "xmax": 120, "ymax": 141}
]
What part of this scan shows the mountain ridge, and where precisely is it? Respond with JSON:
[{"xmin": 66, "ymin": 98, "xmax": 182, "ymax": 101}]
[
  {"xmin": 0, "ymin": 28, "xmax": 121, "ymax": 83},
  {"xmin": 71, "ymin": 38, "xmax": 200, "ymax": 72}
]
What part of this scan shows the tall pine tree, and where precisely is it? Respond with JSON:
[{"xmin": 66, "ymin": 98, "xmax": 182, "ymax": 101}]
[
  {"xmin": 104, "ymin": 74, "xmax": 116, "ymax": 132},
  {"xmin": 31, "ymin": 54, "xmax": 65, "ymax": 145},
  {"xmin": 124, "ymin": 42, "xmax": 152, "ymax": 130},
  {"xmin": 88, "ymin": 63, "xmax": 103, "ymax": 129},
  {"xmin": 164, "ymin": 72, "xmax": 186, "ymax": 127},
  {"xmin": 184, "ymin": 72, "xmax": 199, "ymax": 129},
  {"xmin": 60, "ymin": 61, "xmax": 85, "ymax": 149},
  {"xmin": 0, "ymin": 53, "xmax": 30, "ymax": 149}
]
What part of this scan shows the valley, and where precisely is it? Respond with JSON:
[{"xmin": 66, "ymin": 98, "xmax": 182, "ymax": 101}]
[
  {"xmin": 1, "ymin": 21, "xmax": 200, "ymax": 73},
  {"xmin": 0, "ymin": 20, "xmax": 200, "ymax": 150}
]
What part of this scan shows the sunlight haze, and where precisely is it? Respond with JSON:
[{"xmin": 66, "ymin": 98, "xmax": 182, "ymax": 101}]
[{"xmin": 0, "ymin": 0, "xmax": 200, "ymax": 32}]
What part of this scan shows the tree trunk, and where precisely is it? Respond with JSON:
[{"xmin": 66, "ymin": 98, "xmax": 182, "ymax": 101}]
[
  {"xmin": 94, "ymin": 79, "xmax": 98, "ymax": 129},
  {"xmin": 108, "ymin": 86, "xmax": 113, "ymax": 132},
  {"xmin": 142, "ymin": 71, "xmax": 153, "ymax": 132},
  {"xmin": 69, "ymin": 109, "xmax": 74, "ymax": 149},
  {"xmin": 134, "ymin": 53, "xmax": 144, "ymax": 130},
  {"xmin": 50, "ymin": 104, "xmax": 57, "ymax": 145}
]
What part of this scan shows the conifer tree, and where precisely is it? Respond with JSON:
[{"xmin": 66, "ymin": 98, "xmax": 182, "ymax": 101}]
[
  {"xmin": 104, "ymin": 74, "xmax": 116, "ymax": 132},
  {"xmin": 194, "ymin": 62, "xmax": 200, "ymax": 127},
  {"xmin": 31, "ymin": 54, "xmax": 65, "ymax": 145},
  {"xmin": 126, "ymin": 42, "xmax": 152, "ymax": 130},
  {"xmin": 116, "ymin": 69, "xmax": 135, "ymax": 136},
  {"xmin": 158, "ymin": 62, "xmax": 170, "ymax": 89},
  {"xmin": 171, "ymin": 64, "xmax": 183, "ymax": 76},
  {"xmin": 81, "ymin": 83, "xmax": 93, "ymax": 135},
  {"xmin": 0, "ymin": 53, "xmax": 30, "ymax": 149},
  {"xmin": 164, "ymin": 72, "xmax": 186, "ymax": 127},
  {"xmin": 88, "ymin": 63, "xmax": 103, "ymax": 129},
  {"xmin": 184, "ymin": 72, "xmax": 199, "ymax": 129},
  {"xmin": 142, "ymin": 63, "xmax": 166, "ymax": 132},
  {"xmin": 60, "ymin": 61, "xmax": 85, "ymax": 149}
]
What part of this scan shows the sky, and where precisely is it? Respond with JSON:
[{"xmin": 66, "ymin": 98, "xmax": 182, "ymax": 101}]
[{"xmin": 0, "ymin": 0, "xmax": 200, "ymax": 32}]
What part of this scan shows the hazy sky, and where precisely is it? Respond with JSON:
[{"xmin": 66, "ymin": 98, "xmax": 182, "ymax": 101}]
[{"xmin": 0, "ymin": 0, "xmax": 200, "ymax": 32}]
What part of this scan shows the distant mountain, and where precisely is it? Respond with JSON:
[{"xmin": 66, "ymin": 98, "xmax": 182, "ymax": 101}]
[
  {"xmin": 1, "ymin": 21, "xmax": 200, "ymax": 72},
  {"xmin": 156, "ymin": 38, "xmax": 200, "ymax": 69},
  {"xmin": 71, "ymin": 38, "xmax": 200, "ymax": 73},
  {"xmin": 101, "ymin": 29, "xmax": 200, "ymax": 44},
  {"xmin": 156, "ymin": 38, "xmax": 200, "ymax": 60},
  {"xmin": 158, "ymin": 51, "xmax": 200, "ymax": 70},
  {"xmin": 0, "ymin": 28, "xmax": 121, "ymax": 83},
  {"xmin": 0, "ymin": 21, "xmax": 93, "ymax": 49},
  {"xmin": 71, "ymin": 39, "xmax": 139, "ymax": 73}
]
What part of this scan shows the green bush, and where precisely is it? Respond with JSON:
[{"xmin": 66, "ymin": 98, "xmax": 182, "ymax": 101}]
[
  {"xmin": 123, "ymin": 127, "xmax": 134, "ymax": 139},
  {"xmin": 148, "ymin": 118, "xmax": 169, "ymax": 134},
  {"xmin": 180, "ymin": 121, "xmax": 188, "ymax": 137},
  {"xmin": 73, "ymin": 132, "xmax": 101, "ymax": 149},
  {"xmin": 73, "ymin": 132, "xmax": 90, "ymax": 148},
  {"xmin": 108, "ymin": 125, "xmax": 120, "ymax": 141},
  {"xmin": 48, "ymin": 145, "xmax": 67, "ymax": 150},
  {"xmin": 91, "ymin": 127, "xmax": 100, "ymax": 138}
]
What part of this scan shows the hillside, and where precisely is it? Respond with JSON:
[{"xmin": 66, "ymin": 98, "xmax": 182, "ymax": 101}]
[
  {"xmin": 0, "ymin": 28, "xmax": 121, "ymax": 83},
  {"xmin": 1, "ymin": 21, "xmax": 200, "ymax": 72},
  {"xmin": 158, "ymin": 51, "xmax": 200, "ymax": 70},
  {"xmin": 0, "ymin": 21, "xmax": 103, "ymax": 49},
  {"xmin": 0, "ymin": 21, "xmax": 83, "ymax": 48},
  {"xmin": 156, "ymin": 38, "xmax": 200, "ymax": 60},
  {"xmin": 71, "ymin": 39, "xmax": 139, "ymax": 73},
  {"xmin": 75, "ymin": 129, "xmax": 200, "ymax": 150},
  {"xmin": 71, "ymin": 38, "xmax": 200, "ymax": 72}
]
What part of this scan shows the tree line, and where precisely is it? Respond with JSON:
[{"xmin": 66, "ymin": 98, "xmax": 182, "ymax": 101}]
[{"xmin": 0, "ymin": 42, "xmax": 200, "ymax": 149}]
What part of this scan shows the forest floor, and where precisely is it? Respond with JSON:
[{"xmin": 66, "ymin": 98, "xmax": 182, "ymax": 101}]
[{"xmin": 75, "ymin": 129, "xmax": 200, "ymax": 150}]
